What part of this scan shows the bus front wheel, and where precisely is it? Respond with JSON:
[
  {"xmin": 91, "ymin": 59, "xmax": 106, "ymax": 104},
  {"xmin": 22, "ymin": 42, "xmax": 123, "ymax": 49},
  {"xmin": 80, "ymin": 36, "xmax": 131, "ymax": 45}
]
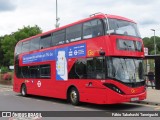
[
  {"xmin": 21, "ymin": 84, "xmax": 27, "ymax": 97},
  {"xmin": 69, "ymin": 87, "xmax": 79, "ymax": 106}
]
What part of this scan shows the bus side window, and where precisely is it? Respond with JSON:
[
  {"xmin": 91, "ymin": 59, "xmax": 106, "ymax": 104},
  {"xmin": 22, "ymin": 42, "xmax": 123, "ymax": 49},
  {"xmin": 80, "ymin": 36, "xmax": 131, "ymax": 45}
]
[
  {"xmin": 21, "ymin": 66, "xmax": 30, "ymax": 78},
  {"xmin": 83, "ymin": 19, "xmax": 103, "ymax": 39},
  {"xmin": 30, "ymin": 37, "xmax": 40, "ymax": 51},
  {"xmin": 22, "ymin": 41, "xmax": 30, "ymax": 53},
  {"xmin": 87, "ymin": 58, "xmax": 95, "ymax": 79},
  {"xmin": 136, "ymin": 41, "xmax": 142, "ymax": 52},
  {"xmin": 40, "ymin": 65, "xmax": 51, "ymax": 78},
  {"xmin": 75, "ymin": 59, "xmax": 87, "ymax": 79},
  {"xmin": 30, "ymin": 66, "xmax": 40, "ymax": 78},
  {"xmin": 15, "ymin": 64, "xmax": 22, "ymax": 78},
  {"xmin": 15, "ymin": 42, "xmax": 22, "ymax": 55},
  {"xmin": 94, "ymin": 57, "xmax": 105, "ymax": 79},
  {"xmin": 87, "ymin": 57, "xmax": 105, "ymax": 79},
  {"xmin": 40, "ymin": 34, "xmax": 51, "ymax": 49},
  {"xmin": 52, "ymin": 30, "xmax": 66, "ymax": 46},
  {"xmin": 66, "ymin": 24, "xmax": 82, "ymax": 43}
]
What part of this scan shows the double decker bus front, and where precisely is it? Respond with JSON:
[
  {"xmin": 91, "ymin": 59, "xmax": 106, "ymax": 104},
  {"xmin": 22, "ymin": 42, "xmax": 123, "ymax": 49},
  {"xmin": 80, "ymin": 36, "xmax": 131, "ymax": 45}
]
[
  {"xmin": 100, "ymin": 15, "xmax": 146, "ymax": 104},
  {"xmin": 103, "ymin": 57, "xmax": 145, "ymax": 103}
]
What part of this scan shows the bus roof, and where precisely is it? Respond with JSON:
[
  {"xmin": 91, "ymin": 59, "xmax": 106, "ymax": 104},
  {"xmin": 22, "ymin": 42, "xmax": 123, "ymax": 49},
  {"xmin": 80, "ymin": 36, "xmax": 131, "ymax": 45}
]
[{"xmin": 17, "ymin": 13, "xmax": 136, "ymax": 44}]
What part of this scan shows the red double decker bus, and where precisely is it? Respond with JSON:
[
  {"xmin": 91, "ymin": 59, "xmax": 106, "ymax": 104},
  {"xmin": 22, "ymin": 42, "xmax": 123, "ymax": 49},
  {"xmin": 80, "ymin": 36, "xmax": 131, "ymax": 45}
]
[{"xmin": 14, "ymin": 13, "xmax": 146, "ymax": 105}]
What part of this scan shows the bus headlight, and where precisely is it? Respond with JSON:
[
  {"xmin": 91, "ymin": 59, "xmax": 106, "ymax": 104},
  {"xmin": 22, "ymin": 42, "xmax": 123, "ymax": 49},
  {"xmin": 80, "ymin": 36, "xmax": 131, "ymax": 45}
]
[{"xmin": 103, "ymin": 83, "xmax": 125, "ymax": 95}]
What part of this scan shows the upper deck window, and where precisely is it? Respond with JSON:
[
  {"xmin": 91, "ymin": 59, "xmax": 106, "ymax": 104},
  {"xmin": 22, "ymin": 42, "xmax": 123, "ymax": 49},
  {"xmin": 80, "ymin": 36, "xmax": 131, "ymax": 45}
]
[
  {"xmin": 40, "ymin": 34, "xmax": 51, "ymax": 49},
  {"xmin": 66, "ymin": 24, "xmax": 82, "ymax": 43},
  {"xmin": 22, "ymin": 41, "xmax": 30, "ymax": 53},
  {"xmin": 15, "ymin": 42, "xmax": 22, "ymax": 55},
  {"xmin": 52, "ymin": 30, "xmax": 66, "ymax": 45},
  {"xmin": 30, "ymin": 37, "xmax": 40, "ymax": 51},
  {"xmin": 105, "ymin": 18, "xmax": 141, "ymax": 38},
  {"xmin": 83, "ymin": 19, "xmax": 103, "ymax": 39}
]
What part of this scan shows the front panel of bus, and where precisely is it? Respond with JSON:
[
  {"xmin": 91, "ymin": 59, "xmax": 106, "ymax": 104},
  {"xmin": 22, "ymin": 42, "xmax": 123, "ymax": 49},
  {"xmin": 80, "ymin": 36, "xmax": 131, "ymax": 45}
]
[
  {"xmin": 71, "ymin": 16, "xmax": 146, "ymax": 104},
  {"xmin": 98, "ymin": 17, "xmax": 146, "ymax": 103}
]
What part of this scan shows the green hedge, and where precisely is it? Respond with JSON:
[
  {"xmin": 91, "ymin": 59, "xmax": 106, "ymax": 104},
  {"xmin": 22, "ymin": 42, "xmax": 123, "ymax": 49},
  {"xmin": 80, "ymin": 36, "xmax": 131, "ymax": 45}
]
[{"xmin": 1, "ymin": 66, "xmax": 9, "ymax": 74}]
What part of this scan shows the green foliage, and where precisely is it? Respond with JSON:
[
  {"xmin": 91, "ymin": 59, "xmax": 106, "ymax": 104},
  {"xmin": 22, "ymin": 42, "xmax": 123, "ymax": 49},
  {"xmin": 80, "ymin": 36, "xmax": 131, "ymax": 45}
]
[
  {"xmin": 1, "ymin": 25, "xmax": 42, "ymax": 66},
  {"xmin": 0, "ymin": 36, "xmax": 4, "ymax": 66},
  {"xmin": 1, "ymin": 66, "xmax": 8, "ymax": 74},
  {"xmin": 143, "ymin": 36, "xmax": 160, "ymax": 55}
]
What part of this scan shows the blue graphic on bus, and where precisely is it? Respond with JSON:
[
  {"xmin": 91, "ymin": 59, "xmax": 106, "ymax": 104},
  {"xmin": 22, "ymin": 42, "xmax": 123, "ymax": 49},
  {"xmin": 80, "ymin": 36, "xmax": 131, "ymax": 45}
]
[
  {"xmin": 55, "ymin": 48, "xmax": 68, "ymax": 81},
  {"xmin": 23, "ymin": 43, "xmax": 86, "ymax": 64},
  {"xmin": 23, "ymin": 49, "xmax": 55, "ymax": 64},
  {"xmin": 68, "ymin": 43, "xmax": 86, "ymax": 58}
]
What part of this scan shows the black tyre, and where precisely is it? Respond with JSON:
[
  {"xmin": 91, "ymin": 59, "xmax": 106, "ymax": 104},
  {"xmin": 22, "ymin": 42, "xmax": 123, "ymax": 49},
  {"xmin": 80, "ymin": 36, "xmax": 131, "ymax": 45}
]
[
  {"xmin": 69, "ymin": 87, "xmax": 79, "ymax": 106},
  {"xmin": 21, "ymin": 84, "xmax": 27, "ymax": 97}
]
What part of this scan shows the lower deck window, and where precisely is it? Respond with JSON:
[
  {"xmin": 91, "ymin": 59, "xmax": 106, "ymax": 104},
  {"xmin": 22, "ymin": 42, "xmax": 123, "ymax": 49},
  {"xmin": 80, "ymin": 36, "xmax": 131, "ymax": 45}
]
[
  {"xmin": 40, "ymin": 65, "xmax": 51, "ymax": 78},
  {"xmin": 69, "ymin": 57, "xmax": 105, "ymax": 79},
  {"xmin": 15, "ymin": 64, "xmax": 51, "ymax": 79}
]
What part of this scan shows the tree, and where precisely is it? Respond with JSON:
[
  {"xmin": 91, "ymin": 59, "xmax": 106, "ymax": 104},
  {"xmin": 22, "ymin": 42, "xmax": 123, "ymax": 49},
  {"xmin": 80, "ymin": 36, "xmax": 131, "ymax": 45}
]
[
  {"xmin": 0, "ymin": 36, "xmax": 4, "ymax": 67},
  {"xmin": 143, "ymin": 36, "xmax": 160, "ymax": 55},
  {"xmin": 1, "ymin": 25, "xmax": 42, "ymax": 66}
]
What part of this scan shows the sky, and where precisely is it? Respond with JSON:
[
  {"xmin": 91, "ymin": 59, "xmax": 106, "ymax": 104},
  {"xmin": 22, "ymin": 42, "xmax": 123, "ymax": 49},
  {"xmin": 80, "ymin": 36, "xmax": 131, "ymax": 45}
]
[{"xmin": 0, "ymin": 0, "xmax": 160, "ymax": 38}]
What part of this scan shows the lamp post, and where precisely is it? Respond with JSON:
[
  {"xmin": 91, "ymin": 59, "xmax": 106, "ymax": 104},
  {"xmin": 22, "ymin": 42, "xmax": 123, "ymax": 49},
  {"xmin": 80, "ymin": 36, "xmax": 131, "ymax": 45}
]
[
  {"xmin": 55, "ymin": 0, "xmax": 60, "ymax": 28},
  {"xmin": 151, "ymin": 29, "xmax": 156, "ymax": 55}
]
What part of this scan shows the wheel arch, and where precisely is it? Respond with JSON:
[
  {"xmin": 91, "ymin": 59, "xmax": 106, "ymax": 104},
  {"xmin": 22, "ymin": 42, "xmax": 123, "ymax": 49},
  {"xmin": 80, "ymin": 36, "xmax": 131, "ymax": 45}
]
[
  {"xmin": 20, "ymin": 83, "xmax": 26, "ymax": 90},
  {"xmin": 66, "ymin": 85, "xmax": 79, "ymax": 101},
  {"xmin": 20, "ymin": 83, "xmax": 27, "ymax": 93}
]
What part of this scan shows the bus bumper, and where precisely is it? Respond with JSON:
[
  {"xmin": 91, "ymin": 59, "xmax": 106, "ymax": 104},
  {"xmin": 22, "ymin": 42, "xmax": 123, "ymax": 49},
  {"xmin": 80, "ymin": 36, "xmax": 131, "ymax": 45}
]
[{"xmin": 105, "ymin": 91, "xmax": 147, "ymax": 104}]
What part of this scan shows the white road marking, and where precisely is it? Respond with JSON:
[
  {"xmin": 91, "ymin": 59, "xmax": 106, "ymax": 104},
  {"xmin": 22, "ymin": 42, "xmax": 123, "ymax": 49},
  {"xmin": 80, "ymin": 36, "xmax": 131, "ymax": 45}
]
[
  {"xmin": 126, "ymin": 102, "xmax": 159, "ymax": 107},
  {"xmin": 154, "ymin": 107, "xmax": 160, "ymax": 110},
  {"xmin": 74, "ymin": 106, "xmax": 91, "ymax": 110}
]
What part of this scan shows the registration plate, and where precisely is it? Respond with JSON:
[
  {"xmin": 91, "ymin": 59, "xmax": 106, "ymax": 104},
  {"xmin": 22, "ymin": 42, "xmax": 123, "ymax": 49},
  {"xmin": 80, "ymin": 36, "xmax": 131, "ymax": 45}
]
[{"xmin": 131, "ymin": 97, "xmax": 139, "ymax": 101}]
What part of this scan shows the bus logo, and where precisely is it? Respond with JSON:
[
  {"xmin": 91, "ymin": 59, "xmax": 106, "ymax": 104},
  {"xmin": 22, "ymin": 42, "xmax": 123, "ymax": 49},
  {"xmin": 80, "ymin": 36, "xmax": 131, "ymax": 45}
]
[
  {"xmin": 88, "ymin": 50, "xmax": 94, "ymax": 56},
  {"xmin": 37, "ymin": 81, "xmax": 41, "ymax": 87},
  {"xmin": 74, "ymin": 50, "xmax": 78, "ymax": 55},
  {"xmin": 131, "ymin": 89, "xmax": 135, "ymax": 93}
]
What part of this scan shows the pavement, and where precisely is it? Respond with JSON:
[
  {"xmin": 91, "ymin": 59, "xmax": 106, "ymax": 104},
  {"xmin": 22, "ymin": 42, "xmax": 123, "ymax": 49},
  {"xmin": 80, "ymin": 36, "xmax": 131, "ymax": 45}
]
[
  {"xmin": 0, "ymin": 84, "xmax": 160, "ymax": 106},
  {"xmin": 137, "ymin": 87, "xmax": 160, "ymax": 106},
  {"xmin": 0, "ymin": 84, "xmax": 12, "ymax": 89}
]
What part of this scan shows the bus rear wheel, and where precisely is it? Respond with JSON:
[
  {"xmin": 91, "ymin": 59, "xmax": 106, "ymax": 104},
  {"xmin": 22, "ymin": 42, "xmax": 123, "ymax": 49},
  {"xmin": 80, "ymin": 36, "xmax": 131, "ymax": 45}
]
[
  {"xmin": 69, "ymin": 87, "xmax": 79, "ymax": 106},
  {"xmin": 21, "ymin": 84, "xmax": 27, "ymax": 97}
]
